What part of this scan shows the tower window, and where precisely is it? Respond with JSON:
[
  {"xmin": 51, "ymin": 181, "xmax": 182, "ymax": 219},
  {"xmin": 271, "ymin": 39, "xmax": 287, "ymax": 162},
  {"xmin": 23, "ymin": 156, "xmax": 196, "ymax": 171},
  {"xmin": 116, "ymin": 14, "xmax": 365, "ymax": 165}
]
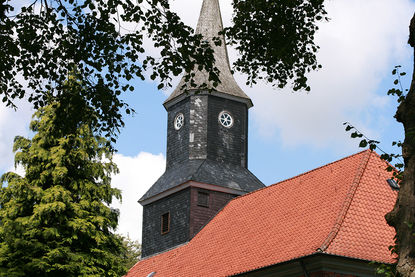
[
  {"xmin": 197, "ymin": 191, "xmax": 209, "ymax": 207},
  {"xmin": 174, "ymin": 113, "xmax": 184, "ymax": 130},
  {"xmin": 161, "ymin": 212, "xmax": 170, "ymax": 234},
  {"xmin": 219, "ymin": 111, "xmax": 233, "ymax": 128}
]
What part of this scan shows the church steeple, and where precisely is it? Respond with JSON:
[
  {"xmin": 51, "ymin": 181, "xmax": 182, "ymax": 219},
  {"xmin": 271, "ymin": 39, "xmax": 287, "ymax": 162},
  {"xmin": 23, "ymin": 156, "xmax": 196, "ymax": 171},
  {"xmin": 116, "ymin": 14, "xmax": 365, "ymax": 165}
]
[
  {"xmin": 139, "ymin": 0, "xmax": 264, "ymax": 258},
  {"xmin": 164, "ymin": 0, "xmax": 252, "ymax": 109}
]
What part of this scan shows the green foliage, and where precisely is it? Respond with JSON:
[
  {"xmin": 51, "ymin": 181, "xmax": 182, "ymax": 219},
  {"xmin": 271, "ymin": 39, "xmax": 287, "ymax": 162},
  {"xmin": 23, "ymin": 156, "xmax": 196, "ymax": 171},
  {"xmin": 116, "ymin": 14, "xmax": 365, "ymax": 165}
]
[
  {"xmin": 343, "ymin": 121, "xmax": 404, "ymax": 181},
  {"xmin": 0, "ymin": 78, "xmax": 126, "ymax": 276},
  {"xmin": 1, "ymin": 0, "xmax": 327, "ymax": 139},
  {"xmin": 388, "ymin": 65, "xmax": 408, "ymax": 103},
  {"xmin": 0, "ymin": 0, "xmax": 220, "ymax": 138},
  {"xmin": 225, "ymin": 0, "xmax": 327, "ymax": 91},
  {"xmin": 343, "ymin": 65, "xmax": 409, "ymax": 181},
  {"xmin": 344, "ymin": 66, "xmax": 414, "ymax": 275},
  {"xmin": 374, "ymin": 262, "xmax": 397, "ymax": 277},
  {"xmin": 119, "ymin": 235, "xmax": 141, "ymax": 270}
]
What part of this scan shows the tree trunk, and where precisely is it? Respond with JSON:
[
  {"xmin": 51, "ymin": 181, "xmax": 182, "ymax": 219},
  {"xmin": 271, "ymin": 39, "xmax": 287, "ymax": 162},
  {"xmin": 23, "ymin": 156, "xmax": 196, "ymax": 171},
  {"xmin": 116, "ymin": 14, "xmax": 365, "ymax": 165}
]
[{"xmin": 385, "ymin": 12, "xmax": 415, "ymax": 277}]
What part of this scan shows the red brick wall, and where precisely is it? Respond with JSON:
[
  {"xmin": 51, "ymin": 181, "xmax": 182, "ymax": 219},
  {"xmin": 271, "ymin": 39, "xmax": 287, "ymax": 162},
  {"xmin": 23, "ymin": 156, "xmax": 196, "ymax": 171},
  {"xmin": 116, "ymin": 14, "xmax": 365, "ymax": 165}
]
[{"xmin": 189, "ymin": 187, "xmax": 236, "ymax": 238}]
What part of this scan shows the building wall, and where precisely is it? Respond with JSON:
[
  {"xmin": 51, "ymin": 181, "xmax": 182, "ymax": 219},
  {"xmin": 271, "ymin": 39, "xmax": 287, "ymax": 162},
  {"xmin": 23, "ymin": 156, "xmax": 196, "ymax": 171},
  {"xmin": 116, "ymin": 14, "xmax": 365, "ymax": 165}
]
[
  {"xmin": 309, "ymin": 272, "xmax": 357, "ymax": 277},
  {"xmin": 141, "ymin": 188, "xmax": 191, "ymax": 257},
  {"xmin": 166, "ymin": 94, "xmax": 249, "ymax": 169},
  {"xmin": 189, "ymin": 187, "xmax": 237, "ymax": 238},
  {"xmin": 235, "ymin": 254, "xmax": 378, "ymax": 277},
  {"xmin": 143, "ymin": 94, "xmax": 253, "ymax": 257},
  {"xmin": 207, "ymin": 95, "xmax": 248, "ymax": 167},
  {"xmin": 189, "ymin": 95, "xmax": 208, "ymax": 160},
  {"xmin": 166, "ymin": 99, "xmax": 190, "ymax": 169}
]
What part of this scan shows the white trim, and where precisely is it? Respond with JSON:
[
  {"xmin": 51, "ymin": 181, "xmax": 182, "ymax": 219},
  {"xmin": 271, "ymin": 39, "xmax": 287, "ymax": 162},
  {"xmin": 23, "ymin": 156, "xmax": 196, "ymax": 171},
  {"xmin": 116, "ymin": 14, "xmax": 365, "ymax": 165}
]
[
  {"xmin": 174, "ymin": 113, "xmax": 184, "ymax": 130},
  {"xmin": 139, "ymin": 181, "xmax": 245, "ymax": 206},
  {"xmin": 218, "ymin": 110, "xmax": 233, "ymax": 128}
]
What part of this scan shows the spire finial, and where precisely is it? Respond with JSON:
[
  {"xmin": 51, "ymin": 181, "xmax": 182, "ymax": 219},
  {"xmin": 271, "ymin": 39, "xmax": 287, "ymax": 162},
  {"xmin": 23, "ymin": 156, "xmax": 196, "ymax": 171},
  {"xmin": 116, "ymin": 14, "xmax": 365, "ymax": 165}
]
[{"xmin": 164, "ymin": 0, "xmax": 252, "ymax": 108}]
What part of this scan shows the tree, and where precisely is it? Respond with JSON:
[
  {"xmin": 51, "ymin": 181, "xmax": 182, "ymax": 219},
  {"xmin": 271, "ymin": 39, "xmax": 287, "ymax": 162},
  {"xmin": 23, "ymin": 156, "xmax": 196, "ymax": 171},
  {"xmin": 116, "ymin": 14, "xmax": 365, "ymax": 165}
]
[
  {"xmin": 224, "ymin": 0, "xmax": 326, "ymax": 91},
  {"xmin": 0, "ymin": 0, "xmax": 326, "ymax": 137},
  {"xmin": 343, "ymin": 14, "xmax": 415, "ymax": 276},
  {"xmin": 0, "ymin": 77, "xmax": 126, "ymax": 276},
  {"xmin": 383, "ymin": 14, "xmax": 415, "ymax": 277},
  {"xmin": 230, "ymin": 4, "xmax": 414, "ymax": 275},
  {"xmin": 0, "ymin": 0, "xmax": 219, "ymax": 138},
  {"xmin": 5, "ymin": 0, "xmax": 414, "ymax": 276},
  {"xmin": 119, "ymin": 235, "xmax": 141, "ymax": 270}
]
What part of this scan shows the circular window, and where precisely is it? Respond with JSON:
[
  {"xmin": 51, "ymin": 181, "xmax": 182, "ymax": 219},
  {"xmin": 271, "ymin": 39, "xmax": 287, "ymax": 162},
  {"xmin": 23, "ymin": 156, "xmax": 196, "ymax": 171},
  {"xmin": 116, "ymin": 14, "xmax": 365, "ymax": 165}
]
[
  {"xmin": 219, "ymin": 111, "xmax": 233, "ymax": 128},
  {"xmin": 174, "ymin": 113, "xmax": 184, "ymax": 130}
]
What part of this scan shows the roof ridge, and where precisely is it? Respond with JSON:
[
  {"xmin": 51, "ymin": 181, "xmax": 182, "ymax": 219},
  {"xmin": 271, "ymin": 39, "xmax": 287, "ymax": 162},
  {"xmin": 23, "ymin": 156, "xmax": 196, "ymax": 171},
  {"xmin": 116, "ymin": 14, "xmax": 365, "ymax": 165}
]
[
  {"xmin": 318, "ymin": 150, "xmax": 372, "ymax": 252},
  {"xmin": 272, "ymin": 149, "xmax": 371, "ymax": 187},
  {"xmin": 229, "ymin": 149, "xmax": 372, "ymax": 202},
  {"xmin": 164, "ymin": 0, "xmax": 252, "ymax": 108}
]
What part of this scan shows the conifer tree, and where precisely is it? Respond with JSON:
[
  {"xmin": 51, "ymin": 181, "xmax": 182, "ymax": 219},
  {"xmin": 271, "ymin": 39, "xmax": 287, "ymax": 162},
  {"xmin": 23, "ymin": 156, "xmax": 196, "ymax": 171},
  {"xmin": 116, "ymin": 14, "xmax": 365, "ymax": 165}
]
[{"xmin": 0, "ymin": 77, "xmax": 126, "ymax": 276}]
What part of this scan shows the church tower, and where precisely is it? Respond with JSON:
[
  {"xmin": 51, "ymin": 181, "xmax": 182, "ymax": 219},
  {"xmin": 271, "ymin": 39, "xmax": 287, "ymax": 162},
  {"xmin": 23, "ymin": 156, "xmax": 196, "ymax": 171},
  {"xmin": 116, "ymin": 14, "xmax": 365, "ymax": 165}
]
[{"xmin": 139, "ymin": 0, "xmax": 265, "ymax": 258}]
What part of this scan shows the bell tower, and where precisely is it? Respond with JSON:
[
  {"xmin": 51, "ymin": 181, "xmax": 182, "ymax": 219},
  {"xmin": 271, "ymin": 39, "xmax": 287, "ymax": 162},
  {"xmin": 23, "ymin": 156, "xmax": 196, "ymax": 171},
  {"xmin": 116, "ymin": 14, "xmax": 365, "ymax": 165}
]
[{"xmin": 139, "ymin": 0, "xmax": 264, "ymax": 258}]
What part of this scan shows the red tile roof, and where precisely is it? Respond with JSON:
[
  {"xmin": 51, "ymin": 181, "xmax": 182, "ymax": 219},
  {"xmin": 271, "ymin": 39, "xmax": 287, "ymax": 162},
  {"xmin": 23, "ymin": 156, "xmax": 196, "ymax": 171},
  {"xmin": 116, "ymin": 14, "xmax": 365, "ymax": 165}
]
[{"xmin": 127, "ymin": 150, "xmax": 397, "ymax": 277}]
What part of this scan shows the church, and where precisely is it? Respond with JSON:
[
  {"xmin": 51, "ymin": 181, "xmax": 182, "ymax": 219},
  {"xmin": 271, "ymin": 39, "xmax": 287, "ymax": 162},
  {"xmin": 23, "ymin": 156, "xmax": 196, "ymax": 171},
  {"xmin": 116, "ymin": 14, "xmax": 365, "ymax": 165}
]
[{"xmin": 126, "ymin": 0, "xmax": 398, "ymax": 276}]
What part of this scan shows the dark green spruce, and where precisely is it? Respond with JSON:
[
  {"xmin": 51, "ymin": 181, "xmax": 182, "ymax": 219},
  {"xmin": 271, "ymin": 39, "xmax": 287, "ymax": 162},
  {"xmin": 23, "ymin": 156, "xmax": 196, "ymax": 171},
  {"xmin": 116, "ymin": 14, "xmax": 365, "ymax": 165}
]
[{"xmin": 0, "ymin": 78, "xmax": 126, "ymax": 277}]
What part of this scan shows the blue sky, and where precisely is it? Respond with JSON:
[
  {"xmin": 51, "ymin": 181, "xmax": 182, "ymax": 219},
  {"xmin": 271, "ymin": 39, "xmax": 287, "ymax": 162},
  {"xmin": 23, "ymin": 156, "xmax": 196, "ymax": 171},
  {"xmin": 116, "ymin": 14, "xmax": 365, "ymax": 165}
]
[{"xmin": 1, "ymin": 0, "xmax": 414, "ymax": 242}]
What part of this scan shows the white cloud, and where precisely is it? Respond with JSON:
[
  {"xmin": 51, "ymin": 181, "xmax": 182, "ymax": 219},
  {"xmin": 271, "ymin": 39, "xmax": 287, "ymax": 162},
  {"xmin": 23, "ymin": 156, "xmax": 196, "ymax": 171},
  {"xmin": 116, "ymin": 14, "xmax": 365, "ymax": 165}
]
[
  {"xmin": 170, "ymin": 0, "xmax": 414, "ymax": 151},
  {"xmin": 170, "ymin": 0, "xmax": 233, "ymax": 28},
  {"xmin": 236, "ymin": 0, "xmax": 415, "ymax": 150},
  {"xmin": 111, "ymin": 152, "xmax": 165, "ymax": 242},
  {"xmin": 0, "ymin": 101, "xmax": 33, "ymax": 173},
  {"xmin": 0, "ymin": 99, "xmax": 166, "ymax": 243},
  {"xmin": 5, "ymin": 163, "xmax": 26, "ymax": 177}
]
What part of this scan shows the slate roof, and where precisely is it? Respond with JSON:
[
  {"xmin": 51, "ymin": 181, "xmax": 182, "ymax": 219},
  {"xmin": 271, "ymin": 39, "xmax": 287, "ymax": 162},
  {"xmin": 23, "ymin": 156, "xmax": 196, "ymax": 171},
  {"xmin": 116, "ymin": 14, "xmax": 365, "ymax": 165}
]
[
  {"xmin": 127, "ymin": 150, "xmax": 397, "ymax": 276},
  {"xmin": 139, "ymin": 160, "xmax": 264, "ymax": 202},
  {"xmin": 164, "ymin": 0, "xmax": 252, "ymax": 108}
]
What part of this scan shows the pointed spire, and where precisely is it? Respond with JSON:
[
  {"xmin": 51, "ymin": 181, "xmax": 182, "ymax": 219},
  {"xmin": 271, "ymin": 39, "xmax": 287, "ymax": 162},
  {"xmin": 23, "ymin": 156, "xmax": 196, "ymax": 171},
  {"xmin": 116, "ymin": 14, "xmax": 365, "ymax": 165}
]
[{"xmin": 164, "ymin": 0, "xmax": 252, "ymax": 108}]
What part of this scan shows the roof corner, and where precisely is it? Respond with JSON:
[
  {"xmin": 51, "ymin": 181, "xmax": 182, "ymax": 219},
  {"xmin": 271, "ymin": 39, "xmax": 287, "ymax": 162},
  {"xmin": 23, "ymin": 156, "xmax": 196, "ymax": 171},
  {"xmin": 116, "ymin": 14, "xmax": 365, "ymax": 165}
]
[{"xmin": 318, "ymin": 150, "xmax": 372, "ymax": 251}]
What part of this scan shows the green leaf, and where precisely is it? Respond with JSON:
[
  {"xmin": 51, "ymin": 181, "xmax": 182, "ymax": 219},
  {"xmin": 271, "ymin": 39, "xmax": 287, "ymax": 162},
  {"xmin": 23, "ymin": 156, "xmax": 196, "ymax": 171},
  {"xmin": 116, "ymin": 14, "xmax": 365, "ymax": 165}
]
[{"xmin": 359, "ymin": 139, "xmax": 368, "ymax": 148}]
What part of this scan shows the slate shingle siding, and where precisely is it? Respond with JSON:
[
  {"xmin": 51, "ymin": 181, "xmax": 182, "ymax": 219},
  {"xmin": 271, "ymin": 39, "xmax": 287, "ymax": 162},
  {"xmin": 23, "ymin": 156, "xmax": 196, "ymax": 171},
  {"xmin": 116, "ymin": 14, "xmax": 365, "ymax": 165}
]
[
  {"xmin": 141, "ymin": 188, "xmax": 191, "ymax": 257},
  {"xmin": 189, "ymin": 95, "xmax": 208, "ymax": 160},
  {"xmin": 141, "ymin": 94, "xmax": 263, "ymax": 256},
  {"xmin": 165, "ymin": 95, "xmax": 248, "ymax": 169},
  {"xmin": 166, "ymin": 99, "xmax": 190, "ymax": 169},
  {"xmin": 207, "ymin": 96, "xmax": 248, "ymax": 167}
]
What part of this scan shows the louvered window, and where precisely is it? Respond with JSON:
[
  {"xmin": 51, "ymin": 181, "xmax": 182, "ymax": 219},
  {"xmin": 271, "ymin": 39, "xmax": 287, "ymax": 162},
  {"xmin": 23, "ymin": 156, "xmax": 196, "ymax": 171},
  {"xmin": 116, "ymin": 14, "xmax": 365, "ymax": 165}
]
[
  {"xmin": 197, "ymin": 191, "xmax": 209, "ymax": 207},
  {"xmin": 161, "ymin": 212, "xmax": 170, "ymax": 234}
]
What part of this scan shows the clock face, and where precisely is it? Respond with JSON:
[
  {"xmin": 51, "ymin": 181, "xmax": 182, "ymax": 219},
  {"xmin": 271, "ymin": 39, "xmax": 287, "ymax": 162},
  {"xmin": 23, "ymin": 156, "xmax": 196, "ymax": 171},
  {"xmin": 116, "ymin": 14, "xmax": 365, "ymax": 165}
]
[
  {"xmin": 219, "ymin": 111, "xmax": 233, "ymax": 128},
  {"xmin": 174, "ymin": 113, "xmax": 184, "ymax": 130}
]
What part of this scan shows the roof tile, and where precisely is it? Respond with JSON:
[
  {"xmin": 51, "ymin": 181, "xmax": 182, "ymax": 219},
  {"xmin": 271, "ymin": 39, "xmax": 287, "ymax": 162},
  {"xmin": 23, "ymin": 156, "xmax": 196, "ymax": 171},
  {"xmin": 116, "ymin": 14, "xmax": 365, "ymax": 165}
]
[{"xmin": 127, "ymin": 150, "xmax": 397, "ymax": 277}]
